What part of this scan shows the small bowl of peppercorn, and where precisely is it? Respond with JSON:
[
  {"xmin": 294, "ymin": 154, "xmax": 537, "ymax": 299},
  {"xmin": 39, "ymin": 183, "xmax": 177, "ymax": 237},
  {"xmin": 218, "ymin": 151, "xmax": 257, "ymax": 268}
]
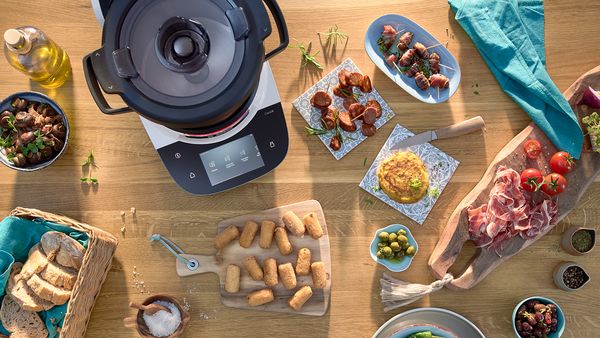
[
  {"xmin": 553, "ymin": 261, "xmax": 590, "ymax": 292},
  {"xmin": 0, "ymin": 92, "xmax": 69, "ymax": 172},
  {"xmin": 513, "ymin": 296, "xmax": 565, "ymax": 338}
]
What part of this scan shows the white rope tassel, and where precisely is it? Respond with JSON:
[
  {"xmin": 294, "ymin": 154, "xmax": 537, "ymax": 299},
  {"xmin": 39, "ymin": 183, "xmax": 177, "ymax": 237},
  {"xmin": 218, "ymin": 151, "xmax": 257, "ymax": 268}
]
[{"xmin": 380, "ymin": 273, "xmax": 454, "ymax": 312}]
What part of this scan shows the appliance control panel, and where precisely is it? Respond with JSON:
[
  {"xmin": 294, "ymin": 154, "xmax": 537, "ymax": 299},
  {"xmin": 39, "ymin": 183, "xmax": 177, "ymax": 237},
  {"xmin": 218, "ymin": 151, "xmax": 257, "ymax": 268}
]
[{"xmin": 157, "ymin": 103, "xmax": 288, "ymax": 195}]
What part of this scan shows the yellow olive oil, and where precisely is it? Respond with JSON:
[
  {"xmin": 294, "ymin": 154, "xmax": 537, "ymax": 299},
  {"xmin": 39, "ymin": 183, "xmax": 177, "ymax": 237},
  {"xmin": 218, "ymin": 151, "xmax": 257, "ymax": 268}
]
[{"xmin": 3, "ymin": 27, "xmax": 71, "ymax": 88}]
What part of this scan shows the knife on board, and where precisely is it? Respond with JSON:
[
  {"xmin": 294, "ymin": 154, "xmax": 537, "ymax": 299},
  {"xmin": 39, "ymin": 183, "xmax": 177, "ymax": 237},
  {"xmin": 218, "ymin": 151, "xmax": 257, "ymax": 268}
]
[{"xmin": 390, "ymin": 116, "xmax": 486, "ymax": 151}]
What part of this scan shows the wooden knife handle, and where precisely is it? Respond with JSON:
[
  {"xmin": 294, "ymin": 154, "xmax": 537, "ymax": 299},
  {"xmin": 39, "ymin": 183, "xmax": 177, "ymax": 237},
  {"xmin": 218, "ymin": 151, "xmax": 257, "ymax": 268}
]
[
  {"xmin": 176, "ymin": 254, "xmax": 221, "ymax": 277},
  {"xmin": 435, "ymin": 116, "xmax": 486, "ymax": 140}
]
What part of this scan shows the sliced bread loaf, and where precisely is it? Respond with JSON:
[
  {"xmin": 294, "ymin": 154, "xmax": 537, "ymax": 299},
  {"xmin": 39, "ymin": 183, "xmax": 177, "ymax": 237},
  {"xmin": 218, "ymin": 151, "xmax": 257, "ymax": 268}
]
[
  {"xmin": 0, "ymin": 295, "xmax": 48, "ymax": 338},
  {"xmin": 22, "ymin": 244, "xmax": 79, "ymax": 290},
  {"xmin": 40, "ymin": 231, "xmax": 85, "ymax": 270},
  {"xmin": 26, "ymin": 274, "xmax": 71, "ymax": 306},
  {"xmin": 7, "ymin": 263, "xmax": 54, "ymax": 312}
]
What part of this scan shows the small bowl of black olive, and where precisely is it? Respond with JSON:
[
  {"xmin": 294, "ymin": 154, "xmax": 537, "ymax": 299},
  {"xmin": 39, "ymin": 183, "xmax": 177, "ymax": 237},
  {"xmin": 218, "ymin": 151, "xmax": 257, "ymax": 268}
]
[{"xmin": 0, "ymin": 92, "xmax": 69, "ymax": 171}]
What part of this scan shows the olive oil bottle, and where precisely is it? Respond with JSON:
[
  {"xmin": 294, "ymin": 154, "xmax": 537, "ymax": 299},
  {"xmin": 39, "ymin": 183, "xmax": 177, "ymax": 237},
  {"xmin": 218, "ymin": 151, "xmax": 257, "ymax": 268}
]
[{"xmin": 3, "ymin": 27, "xmax": 71, "ymax": 88}]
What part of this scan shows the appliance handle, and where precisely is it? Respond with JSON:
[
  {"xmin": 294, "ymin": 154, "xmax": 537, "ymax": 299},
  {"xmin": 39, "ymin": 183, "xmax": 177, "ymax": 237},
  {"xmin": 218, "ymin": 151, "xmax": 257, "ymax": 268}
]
[
  {"xmin": 83, "ymin": 53, "xmax": 133, "ymax": 115},
  {"xmin": 262, "ymin": 0, "xmax": 289, "ymax": 60}
]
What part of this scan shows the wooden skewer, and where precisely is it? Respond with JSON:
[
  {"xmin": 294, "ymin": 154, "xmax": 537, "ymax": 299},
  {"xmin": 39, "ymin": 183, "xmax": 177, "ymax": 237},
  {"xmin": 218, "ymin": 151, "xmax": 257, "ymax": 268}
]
[
  {"xmin": 425, "ymin": 42, "xmax": 447, "ymax": 50},
  {"xmin": 129, "ymin": 301, "xmax": 171, "ymax": 316},
  {"xmin": 439, "ymin": 63, "xmax": 456, "ymax": 71},
  {"xmin": 351, "ymin": 110, "xmax": 366, "ymax": 122},
  {"xmin": 392, "ymin": 62, "xmax": 404, "ymax": 74}
]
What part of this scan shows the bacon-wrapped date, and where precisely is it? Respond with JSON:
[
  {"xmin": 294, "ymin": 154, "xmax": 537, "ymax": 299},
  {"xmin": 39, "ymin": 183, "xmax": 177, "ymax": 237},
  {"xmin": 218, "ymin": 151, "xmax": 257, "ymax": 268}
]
[
  {"xmin": 396, "ymin": 32, "xmax": 414, "ymax": 51},
  {"xmin": 405, "ymin": 62, "xmax": 421, "ymax": 78},
  {"xmin": 381, "ymin": 25, "xmax": 398, "ymax": 49},
  {"xmin": 414, "ymin": 72, "xmax": 430, "ymax": 90},
  {"xmin": 399, "ymin": 49, "xmax": 416, "ymax": 67},
  {"xmin": 429, "ymin": 74, "xmax": 450, "ymax": 88},
  {"xmin": 413, "ymin": 42, "xmax": 430, "ymax": 59}
]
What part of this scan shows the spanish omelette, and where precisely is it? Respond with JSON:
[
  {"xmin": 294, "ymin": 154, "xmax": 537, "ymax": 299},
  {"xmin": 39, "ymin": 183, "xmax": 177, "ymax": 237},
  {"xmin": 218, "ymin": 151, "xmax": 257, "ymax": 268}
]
[{"xmin": 377, "ymin": 151, "xmax": 429, "ymax": 204}]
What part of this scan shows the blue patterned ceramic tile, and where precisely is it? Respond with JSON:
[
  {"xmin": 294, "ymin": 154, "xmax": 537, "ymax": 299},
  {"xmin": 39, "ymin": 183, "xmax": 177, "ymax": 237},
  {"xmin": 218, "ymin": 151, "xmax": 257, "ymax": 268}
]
[
  {"xmin": 292, "ymin": 58, "xmax": 395, "ymax": 160},
  {"xmin": 359, "ymin": 124, "xmax": 459, "ymax": 224}
]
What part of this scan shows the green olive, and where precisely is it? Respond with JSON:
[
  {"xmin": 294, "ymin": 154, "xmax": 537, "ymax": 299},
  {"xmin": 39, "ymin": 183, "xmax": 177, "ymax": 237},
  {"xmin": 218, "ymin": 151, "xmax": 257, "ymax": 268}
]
[
  {"xmin": 388, "ymin": 233, "xmax": 398, "ymax": 242},
  {"xmin": 397, "ymin": 235, "xmax": 409, "ymax": 243},
  {"xmin": 378, "ymin": 232, "xmax": 389, "ymax": 242},
  {"xmin": 390, "ymin": 242, "xmax": 401, "ymax": 252},
  {"xmin": 402, "ymin": 241, "xmax": 410, "ymax": 250},
  {"xmin": 397, "ymin": 229, "xmax": 407, "ymax": 236},
  {"xmin": 406, "ymin": 246, "xmax": 416, "ymax": 256},
  {"xmin": 382, "ymin": 246, "xmax": 393, "ymax": 256}
]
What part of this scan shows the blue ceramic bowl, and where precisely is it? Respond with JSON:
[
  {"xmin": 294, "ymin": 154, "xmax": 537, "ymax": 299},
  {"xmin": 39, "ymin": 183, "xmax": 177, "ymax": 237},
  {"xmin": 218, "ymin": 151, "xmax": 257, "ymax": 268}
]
[
  {"xmin": 513, "ymin": 296, "xmax": 565, "ymax": 338},
  {"xmin": 0, "ymin": 92, "xmax": 70, "ymax": 172},
  {"xmin": 370, "ymin": 224, "xmax": 418, "ymax": 272},
  {"xmin": 390, "ymin": 324, "xmax": 457, "ymax": 338},
  {"xmin": 365, "ymin": 14, "xmax": 461, "ymax": 104}
]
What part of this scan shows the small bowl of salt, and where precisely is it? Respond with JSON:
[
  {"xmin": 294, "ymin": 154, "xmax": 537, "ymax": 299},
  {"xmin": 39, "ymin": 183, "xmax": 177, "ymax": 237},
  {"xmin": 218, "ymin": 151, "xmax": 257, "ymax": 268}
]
[{"xmin": 123, "ymin": 294, "xmax": 190, "ymax": 338}]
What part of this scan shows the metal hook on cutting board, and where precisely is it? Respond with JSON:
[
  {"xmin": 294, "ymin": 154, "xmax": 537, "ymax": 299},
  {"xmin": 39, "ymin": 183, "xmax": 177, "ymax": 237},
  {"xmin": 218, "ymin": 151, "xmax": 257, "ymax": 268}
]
[{"xmin": 149, "ymin": 234, "xmax": 200, "ymax": 271}]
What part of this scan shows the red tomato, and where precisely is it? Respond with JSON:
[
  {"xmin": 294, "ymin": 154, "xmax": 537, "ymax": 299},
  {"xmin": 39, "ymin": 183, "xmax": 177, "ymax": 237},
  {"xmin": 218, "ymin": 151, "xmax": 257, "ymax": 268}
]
[
  {"xmin": 523, "ymin": 139, "xmax": 542, "ymax": 159},
  {"xmin": 549, "ymin": 151, "xmax": 575, "ymax": 175},
  {"xmin": 520, "ymin": 168, "xmax": 543, "ymax": 191},
  {"xmin": 541, "ymin": 173, "xmax": 568, "ymax": 196}
]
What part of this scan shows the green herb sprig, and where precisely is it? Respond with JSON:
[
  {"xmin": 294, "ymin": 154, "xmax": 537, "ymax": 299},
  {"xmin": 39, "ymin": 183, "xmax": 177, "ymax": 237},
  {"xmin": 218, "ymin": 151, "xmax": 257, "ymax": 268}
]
[
  {"xmin": 20, "ymin": 130, "xmax": 46, "ymax": 157},
  {"xmin": 428, "ymin": 187, "xmax": 441, "ymax": 199},
  {"xmin": 81, "ymin": 151, "xmax": 99, "ymax": 184},
  {"xmin": 583, "ymin": 112, "xmax": 600, "ymax": 152},
  {"xmin": 318, "ymin": 25, "xmax": 348, "ymax": 46},
  {"xmin": 289, "ymin": 40, "xmax": 323, "ymax": 70}
]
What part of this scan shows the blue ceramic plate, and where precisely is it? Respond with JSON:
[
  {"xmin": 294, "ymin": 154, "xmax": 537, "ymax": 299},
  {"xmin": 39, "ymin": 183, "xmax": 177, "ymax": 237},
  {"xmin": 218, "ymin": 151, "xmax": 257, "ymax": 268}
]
[
  {"xmin": 365, "ymin": 14, "xmax": 461, "ymax": 104},
  {"xmin": 370, "ymin": 224, "xmax": 418, "ymax": 272},
  {"xmin": 372, "ymin": 308, "xmax": 485, "ymax": 338},
  {"xmin": 0, "ymin": 92, "xmax": 70, "ymax": 172},
  {"xmin": 389, "ymin": 324, "xmax": 457, "ymax": 338},
  {"xmin": 513, "ymin": 296, "xmax": 565, "ymax": 338}
]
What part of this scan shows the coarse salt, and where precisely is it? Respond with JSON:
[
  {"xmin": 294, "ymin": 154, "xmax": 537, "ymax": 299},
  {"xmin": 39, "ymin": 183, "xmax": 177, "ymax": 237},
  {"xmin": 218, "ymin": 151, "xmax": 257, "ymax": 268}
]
[{"xmin": 143, "ymin": 300, "xmax": 181, "ymax": 337}]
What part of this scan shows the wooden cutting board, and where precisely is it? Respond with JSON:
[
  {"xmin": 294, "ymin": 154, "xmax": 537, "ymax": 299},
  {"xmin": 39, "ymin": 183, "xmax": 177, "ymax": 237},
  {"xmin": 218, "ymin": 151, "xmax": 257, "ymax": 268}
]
[
  {"xmin": 175, "ymin": 200, "xmax": 332, "ymax": 316},
  {"xmin": 428, "ymin": 66, "xmax": 600, "ymax": 290}
]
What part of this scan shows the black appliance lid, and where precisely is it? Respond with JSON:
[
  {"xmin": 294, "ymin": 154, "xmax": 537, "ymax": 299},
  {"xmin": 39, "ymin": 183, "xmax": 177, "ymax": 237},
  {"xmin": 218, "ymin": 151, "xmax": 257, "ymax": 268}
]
[{"xmin": 117, "ymin": 0, "xmax": 247, "ymax": 106}]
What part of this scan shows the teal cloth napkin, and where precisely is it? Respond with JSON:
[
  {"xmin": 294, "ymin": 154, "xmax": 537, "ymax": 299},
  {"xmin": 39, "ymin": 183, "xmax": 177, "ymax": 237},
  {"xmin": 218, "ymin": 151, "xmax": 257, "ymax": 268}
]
[
  {"xmin": 449, "ymin": 0, "xmax": 584, "ymax": 158},
  {"xmin": 0, "ymin": 216, "xmax": 89, "ymax": 338}
]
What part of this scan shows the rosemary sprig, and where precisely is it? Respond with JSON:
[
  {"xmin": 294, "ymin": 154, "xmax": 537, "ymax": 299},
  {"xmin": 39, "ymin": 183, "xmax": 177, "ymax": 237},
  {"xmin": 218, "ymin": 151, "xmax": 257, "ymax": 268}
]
[
  {"xmin": 305, "ymin": 125, "xmax": 330, "ymax": 136},
  {"xmin": 289, "ymin": 40, "xmax": 323, "ymax": 70},
  {"xmin": 340, "ymin": 87, "xmax": 361, "ymax": 101},
  {"xmin": 318, "ymin": 25, "xmax": 348, "ymax": 46}
]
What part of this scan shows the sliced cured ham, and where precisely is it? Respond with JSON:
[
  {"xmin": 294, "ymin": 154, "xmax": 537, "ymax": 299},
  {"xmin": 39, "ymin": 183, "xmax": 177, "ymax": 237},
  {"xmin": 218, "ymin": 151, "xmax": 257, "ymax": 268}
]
[{"xmin": 467, "ymin": 166, "xmax": 558, "ymax": 254}]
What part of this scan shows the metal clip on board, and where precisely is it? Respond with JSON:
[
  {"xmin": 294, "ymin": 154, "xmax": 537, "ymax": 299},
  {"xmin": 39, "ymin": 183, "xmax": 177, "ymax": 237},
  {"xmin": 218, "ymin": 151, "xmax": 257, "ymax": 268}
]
[
  {"xmin": 150, "ymin": 234, "xmax": 199, "ymax": 271},
  {"xmin": 150, "ymin": 234, "xmax": 221, "ymax": 277}
]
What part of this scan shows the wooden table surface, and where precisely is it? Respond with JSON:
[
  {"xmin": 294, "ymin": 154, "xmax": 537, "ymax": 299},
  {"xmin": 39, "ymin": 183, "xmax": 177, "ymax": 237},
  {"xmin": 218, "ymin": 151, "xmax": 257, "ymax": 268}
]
[{"xmin": 1, "ymin": 0, "xmax": 599, "ymax": 337}]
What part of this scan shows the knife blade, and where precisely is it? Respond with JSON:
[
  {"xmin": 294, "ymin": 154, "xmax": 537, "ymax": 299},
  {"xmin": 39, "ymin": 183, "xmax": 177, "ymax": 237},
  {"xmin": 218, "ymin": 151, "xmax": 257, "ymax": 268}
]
[{"xmin": 390, "ymin": 116, "xmax": 486, "ymax": 152}]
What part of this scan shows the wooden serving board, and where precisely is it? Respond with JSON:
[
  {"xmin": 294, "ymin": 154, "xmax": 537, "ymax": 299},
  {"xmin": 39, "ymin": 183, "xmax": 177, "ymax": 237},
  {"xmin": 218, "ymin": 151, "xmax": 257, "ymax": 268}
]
[
  {"xmin": 176, "ymin": 200, "xmax": 332, "ymax": 316},
  {"xmin": 428, "ymin": 66, "xmax": 600, "ymax": 290}
]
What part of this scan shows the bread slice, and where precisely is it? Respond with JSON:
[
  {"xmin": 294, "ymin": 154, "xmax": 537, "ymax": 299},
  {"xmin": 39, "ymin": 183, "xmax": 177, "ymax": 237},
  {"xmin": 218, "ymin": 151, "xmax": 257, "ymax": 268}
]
[
  {"xmin": 22, "ymin": 244, "xmax": 78, "ymax": 290},
  {"xmin": 41, "ymin": 261, "xmax": 78, "ymax": 290},
  {"xmin": 26, "ymin": 274, "xmax": 71, "ymax": 306},
  {"xmin": 40, "ymin": 231, "xmax": 85, "ymax": 270},
  {"xmin": 20, "ymin": 245, "xmax": 48, "ymax": 280},
  {"xmin": 0, "ymin": 295, "xmax": 48, "ymax": 338},
  {"xmin": 7, "ymin": 263, "xmax": 54, "ymax": 312}
]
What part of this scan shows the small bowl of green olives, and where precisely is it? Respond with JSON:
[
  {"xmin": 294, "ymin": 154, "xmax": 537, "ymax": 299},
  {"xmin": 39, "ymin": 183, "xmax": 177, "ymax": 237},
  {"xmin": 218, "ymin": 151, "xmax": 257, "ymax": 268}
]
[{"xmin": 370, "ymin": 224, "xmax": 418, "ymax": 272}]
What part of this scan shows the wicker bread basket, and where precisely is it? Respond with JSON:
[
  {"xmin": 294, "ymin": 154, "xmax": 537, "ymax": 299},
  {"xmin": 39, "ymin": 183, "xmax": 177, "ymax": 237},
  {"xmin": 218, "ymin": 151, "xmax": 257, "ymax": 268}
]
[{"xmin": 8, "ymin": 207, "xmax": 118, "ymax": 338}]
